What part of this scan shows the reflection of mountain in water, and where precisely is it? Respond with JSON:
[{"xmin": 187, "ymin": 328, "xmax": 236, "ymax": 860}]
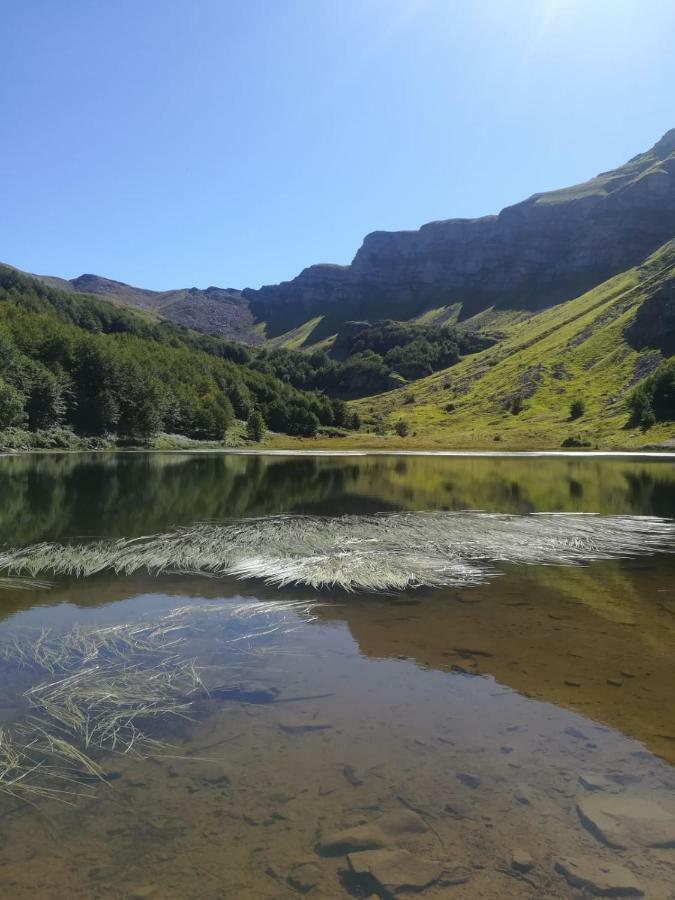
[
  {"xmin": 2, "ymin": 452, "xmax": 675, "ymax": 548},
  {"xmin": 315, "ymin": 560, "xmax": 675, "ymax": 765}
]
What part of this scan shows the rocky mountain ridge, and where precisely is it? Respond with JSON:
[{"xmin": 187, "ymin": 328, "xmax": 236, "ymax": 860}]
[
  {"xmin": 246, "ymin": 128, "xmax": 675, "ymax": 338},
  {"xmin": 14, "ymin": 128, "xmax": 675, "ymax": 346}
]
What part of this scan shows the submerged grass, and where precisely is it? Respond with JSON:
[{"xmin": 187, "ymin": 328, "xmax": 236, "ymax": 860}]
[
  {"xmin": 1, "ymin": 512, "xmax": 674, "ymax": 591},
  {"xmin": 0, "ymin": 601, "xmax": 314, "ymax": 804}
]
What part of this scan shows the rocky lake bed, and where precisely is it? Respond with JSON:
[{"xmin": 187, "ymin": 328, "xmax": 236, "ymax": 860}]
[{"xmin": 0, "ymin": 452, "xmax": 673, "ymax": 898}]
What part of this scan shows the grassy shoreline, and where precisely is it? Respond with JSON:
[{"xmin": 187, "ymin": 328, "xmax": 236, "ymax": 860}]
[{"xmin": 2, "ymin": 424, "xmax": 673, "ymax": 456}]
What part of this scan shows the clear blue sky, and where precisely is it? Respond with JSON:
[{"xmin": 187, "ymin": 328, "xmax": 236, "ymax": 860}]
[{"xmin": 2, "ymin": 0, "xmax": 674, "ymax": 290}]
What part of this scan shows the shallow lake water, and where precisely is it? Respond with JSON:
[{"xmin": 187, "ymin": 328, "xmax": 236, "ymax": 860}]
[{"xmin": 0, "ymin": 452, "xmax": 674, "ymax": 899}]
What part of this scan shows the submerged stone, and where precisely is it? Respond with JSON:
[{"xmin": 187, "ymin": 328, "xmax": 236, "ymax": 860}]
[
  {"xmin": 317, "ymin": 824, "xmax": 388, "ymax": 856},
  {"xmin": 342, "ymin": 764, "xmax": 365, "ymax": 786},
  {"xmin": 456, "ymin": 772, "xmax": 481, "ymax": 789},
  {"xmin": 555, "ymin": 856, "xmax": 643, "ymax": 896},
  {"xmin": 316, "ymin": 809, "xmax": 428, "ymax": 856},
  {"xmin": 511, "ymin": 848, "xmax": 534, "ymax": 872},
  {"xmin": 279, "ymin": 716, "xmax": 332, "ymax": 734},
  {"xmin": 577, "ymin": 794, "xmax": 675, "ymax": 849},
  {"xmin": 287, "ymin": 862, "xmax": 322, "ymax": 894},
  {"xmin": 579, "ymin": 772, "xmax": 612, "ymax": 792},
  {"xmin": 347, "ymin": 849, "xmax": 444, "ymax": 895}
]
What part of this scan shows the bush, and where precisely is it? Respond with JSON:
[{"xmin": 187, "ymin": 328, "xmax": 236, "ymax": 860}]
[
  {"xmin": 569, "ymin": 398, "xmax": 585, "ymax": 420},
  {"xmin": 509, "ymin": 395, "xmax": 525, "ymax": 415},
  {"xmin": 444, "ymin": 402, "xmax": 455, "ymax": 413},
  {"xmin": 394, "ymin": 419, "xmax": 410, "ymax": 437},
  {"xmin": 561, "ymin": 435, "xmax": 591, "ymax": 448}
]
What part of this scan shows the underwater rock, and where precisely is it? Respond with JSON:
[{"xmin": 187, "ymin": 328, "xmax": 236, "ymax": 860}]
[
  {"xmin": 342, "ymin": 764, "xmax": 365, "ymax": 786},
  {"xmin": 456, "ymin": 772, "xmax": 481, "ymax": 789},
  {"xmin": 279, "ymin": 716, "xmax": 332, "ymax": 734},
  {"xmin": 555, "ymin": 856, "xmax": 644, "ymax": 896},
  {"xmin": 577, "ymin": 794, "xmax": 675, "ymax": 849},
  {"xmin": 579, "ymin": 772, "xmax": 612, "ymax": 792},
  {"xmin": 287, "ymin": 862, "xmax": 322, "ymax": 894},
  {"xmin": 513, "ymin": 784, "xmax": 535, "ymax": 806},
  {"xmin": 210, "ymin": 683, "xmax": 280, "ymax": 704},
  {"xmin": 511, "ymin": 849, "xmax": 534, "ymax": 872},
  {"xmin": 317, "ymin": 824, "xmax": 388, "ymax": 856},
  {"xmin": 565, "ymin": 725, "xmax": 590, "ymax": 740},
  {"xmin": 347, "ymin": 849, "xmax": 444, "ymax": 895},
  {"xmin": 316, "ymin": 810, "xmax": 428, "ymax": 856}
]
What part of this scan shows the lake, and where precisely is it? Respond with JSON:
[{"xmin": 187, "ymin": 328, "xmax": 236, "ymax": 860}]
[{"xmin": 0, "ymin": 451, "xmax": 674, "ymax": 899}]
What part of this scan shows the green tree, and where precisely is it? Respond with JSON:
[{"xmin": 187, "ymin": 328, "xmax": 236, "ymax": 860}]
[
  {"xmin": 246, "ymin": 409, "xmax": 266, "ymax": 442},
  {"xmin": 286, "ymin": 405, "xmax": 319, "ymax": 438},
  {"xmin": 0, "ymin": 378, "xmax": 25, "ymax": 428},
  {"xmin": 394, "ymin": 419, "xmax": 410, "ymax": 437}
]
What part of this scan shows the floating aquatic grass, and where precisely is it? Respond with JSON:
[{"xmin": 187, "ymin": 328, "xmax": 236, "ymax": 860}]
[
  {"xmin": 0, "ymin": 576, "xmax": 52, "ymax": 592},
  {"xmin": 25, "ymin": 659, "xmax": 203, "ymax": 753},
  {"xmin": 0, "ymin": 601, "xmax": 314, "ymax": 803},
  {"xmin": 1, "ymin": 512, "xmax": 674, "ymax": 591}
]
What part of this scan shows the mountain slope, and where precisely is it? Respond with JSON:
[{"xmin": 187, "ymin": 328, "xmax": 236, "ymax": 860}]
[
  {"xmin": 0, "ymin": 266, "xmax": 349, "ymax": 444},
  {"xmin": 33, "ymin": 271, "xmax": 261, "ymax": 344},
  {"xmin": 14, "ymin": 128, "xmax": 675, "ymax": 350},
  {"xmin": 350, "ymin": 240, "xmax": 675, "ymax": 449},
  {"xmin": 245, "ymin": 129, "xmax": 675, "ymax": 339}
]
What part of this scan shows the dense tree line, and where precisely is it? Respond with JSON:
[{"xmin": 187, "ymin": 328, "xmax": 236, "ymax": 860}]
[
  {"xmin": 0, "ymin": 267, "xmax": 356, "ymax": 441},
  {"xmin": 253, "ymin": 320, "xmax": 491, "ymax": 398}
]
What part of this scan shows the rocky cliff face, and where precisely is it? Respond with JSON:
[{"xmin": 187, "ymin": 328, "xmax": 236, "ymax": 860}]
[
  {"xmin": 245, "ymin": 129, "xmax": 675, "ymax": 338},
  {"xmin": 22, "ymin": 129, "xmax": 675, "ymax": 346}
]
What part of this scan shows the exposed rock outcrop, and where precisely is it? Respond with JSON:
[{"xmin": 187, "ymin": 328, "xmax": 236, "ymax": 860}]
[{"xmin": 245, "ymin": 129, "xmax": 675, "ymax": 338}]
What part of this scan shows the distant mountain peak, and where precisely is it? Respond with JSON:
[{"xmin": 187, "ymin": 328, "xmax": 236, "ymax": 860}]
[{"xmin": 653, "ymin": 127, "xmax": 675, "ymax": 158}]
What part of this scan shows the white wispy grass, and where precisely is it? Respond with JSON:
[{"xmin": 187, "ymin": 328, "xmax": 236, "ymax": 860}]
[
  {"xmin": 1, "ymin": 512, "xmax": 673, "ymax": 591},
  {"xmin": 0, "ymin": 601, "xmax": 314, "ymax": 802}
]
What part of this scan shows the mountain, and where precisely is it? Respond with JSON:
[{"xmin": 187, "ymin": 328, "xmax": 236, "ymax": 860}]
[
  {"xmin": 245, "ymin": 129, "xmax": 675, "ymax": 340},
  {"xmin": 33, "ymin": 272, "xmax": 261, "ymax": 345},
  {"xmin": 354, "ymin": 238, "xmax": 675, "ymax": 449},
  {"xmin": 18, "ymin": 129, "xmax": 675, "ymax": 351},
  {"xmin": 19, "ymin": 129, "xmax": 675, "ymax": 348}
]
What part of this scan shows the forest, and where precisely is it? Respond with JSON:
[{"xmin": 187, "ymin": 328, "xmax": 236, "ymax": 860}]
[
  {"xmin": 253, "ymin": 320, "xmax": 491, "ymax": 399},
  {"xmin": 0, "ymin": 266, "xmax": 358, "ymax": 444}
]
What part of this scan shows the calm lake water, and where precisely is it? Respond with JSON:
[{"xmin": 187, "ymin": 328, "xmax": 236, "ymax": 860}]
[{"xmin": 0, "ymin": 452, "xmax": 674, "ymax": 899}]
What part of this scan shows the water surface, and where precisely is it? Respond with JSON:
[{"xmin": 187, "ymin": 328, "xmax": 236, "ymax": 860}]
[{"xmin": 0, "ymin": 452, "xmax": 674, "ymax": 899}]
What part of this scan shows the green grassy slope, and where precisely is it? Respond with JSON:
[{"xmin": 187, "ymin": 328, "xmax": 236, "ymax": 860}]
[
  {"xmin": 264, "ymin": 315, "xmax": 325, "ymax": 350},
  {"xmin": 354, "ymin": 241, "xmax": 675, "ymax": 449}
]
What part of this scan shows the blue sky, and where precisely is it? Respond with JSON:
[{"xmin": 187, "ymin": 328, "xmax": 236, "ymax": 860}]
[{"xmin": 2, "ymin": 0, "xmax": 674, "ymax": 290}]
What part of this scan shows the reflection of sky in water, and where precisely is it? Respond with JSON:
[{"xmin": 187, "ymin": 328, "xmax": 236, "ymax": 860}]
[
  {"xmin": 0, "ymin": 454, "xmax": 673, "ymax": 897},
  {"xmin": 0, "ymin": 585, "xmax": 674, "ymax": 897}
]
